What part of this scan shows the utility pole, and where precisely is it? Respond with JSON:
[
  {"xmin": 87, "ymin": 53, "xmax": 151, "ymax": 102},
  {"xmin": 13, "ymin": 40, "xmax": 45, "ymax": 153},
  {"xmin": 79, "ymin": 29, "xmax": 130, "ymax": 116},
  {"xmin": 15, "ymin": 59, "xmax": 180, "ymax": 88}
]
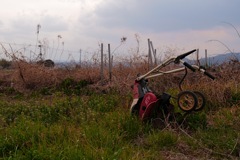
[
  {"xmin": 38, "ymin": 44, "xmax": 42, "ymax": 60},
  {"xmin": 35, "ymin": 24, "xmax": 41, "ymax": 55}
]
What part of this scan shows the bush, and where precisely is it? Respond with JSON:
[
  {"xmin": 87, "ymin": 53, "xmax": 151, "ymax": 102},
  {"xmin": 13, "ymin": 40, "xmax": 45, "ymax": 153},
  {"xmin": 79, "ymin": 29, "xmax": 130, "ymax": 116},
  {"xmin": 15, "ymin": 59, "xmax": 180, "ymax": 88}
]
[
  {"xmin": 182, "ymin": 112, "xmax": 208, "ymax": 130},
  {"xmin": 0, "ymin": 59, "xmax": 11, "ymax": 69},
  {"xmin": 58, "ymin": 78, "xmax": 92, "ymax": 95}
]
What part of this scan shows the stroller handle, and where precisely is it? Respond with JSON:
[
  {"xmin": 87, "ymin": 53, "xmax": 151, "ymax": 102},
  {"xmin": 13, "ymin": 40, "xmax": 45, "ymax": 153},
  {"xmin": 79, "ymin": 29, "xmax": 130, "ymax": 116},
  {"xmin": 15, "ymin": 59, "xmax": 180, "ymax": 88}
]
[
  {"xmin": 192, "ymin": 65, "xmax": 215, "ymax": 80},
  {"xmin": 183, "ymin": 61, "xmax": 196, "ymax": 72},
  {"xmin": 136, "ymin": 49, "xmax": 215, "ymax": 81},
  {"xmin": 176, "ymin": 49, "xmax": 197, "ymax": 72},
  {"xmin": 175, "ymin": 49, "xmax": 197, "ymax": 62},
  {"xmin": 204, "ymin": 71, "xmax": 215, "ymax": 80}
]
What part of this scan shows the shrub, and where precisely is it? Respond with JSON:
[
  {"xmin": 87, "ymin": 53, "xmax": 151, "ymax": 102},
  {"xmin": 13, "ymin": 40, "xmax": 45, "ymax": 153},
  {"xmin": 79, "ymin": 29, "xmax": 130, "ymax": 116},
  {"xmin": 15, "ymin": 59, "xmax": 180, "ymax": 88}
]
[{"xmin": 0, "ymin": 59, "xmax": 11, "ymax": 69}]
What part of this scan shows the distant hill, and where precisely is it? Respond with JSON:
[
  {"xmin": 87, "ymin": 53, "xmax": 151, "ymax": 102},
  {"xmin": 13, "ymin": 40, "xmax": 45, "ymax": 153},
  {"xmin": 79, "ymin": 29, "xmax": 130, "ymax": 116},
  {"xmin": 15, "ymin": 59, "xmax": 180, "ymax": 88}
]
[
  {"xmin": 207, "ymin": 52, "xmax": 240, "ymax": 64},
  {"xmin": 187, "ymin": 52, "xmax": 240, "ymax": 65}
]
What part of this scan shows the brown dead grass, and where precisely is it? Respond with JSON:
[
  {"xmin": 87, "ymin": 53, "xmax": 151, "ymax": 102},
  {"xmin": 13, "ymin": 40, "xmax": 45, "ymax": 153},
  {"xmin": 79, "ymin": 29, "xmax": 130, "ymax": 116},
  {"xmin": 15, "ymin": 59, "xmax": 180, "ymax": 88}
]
[{"xmin": 0, "ymin": 58, "xmax": 239, "ymax": 108}]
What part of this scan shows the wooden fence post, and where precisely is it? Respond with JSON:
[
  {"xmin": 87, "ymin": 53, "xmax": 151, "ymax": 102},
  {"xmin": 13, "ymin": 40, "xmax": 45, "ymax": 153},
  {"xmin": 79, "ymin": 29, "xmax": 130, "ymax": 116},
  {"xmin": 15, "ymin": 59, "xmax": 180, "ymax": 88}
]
[
  {"xmin": 205, "ymin": 49, "xmax": 208, "ymax": 68},
  {"xmin": 150, "ymin": 41, "xmax": 157, "ymax": 66},
  {"xmin": 196, "ymin": 49, "xmax": 200, "ymax": 65},
  {"xmin": 148, "ymin": 39, "xmax": 153, "ymax": 70},
  {"xmin": 101, "ymin": 43, "xmax": 104, "ymax": 85},
  {"xmin": 154, "ymin": 49, "xmax": 157, "ymax": 65},
  {"xmin": 108, "ymin": 44, "xmax": 112, "ymax": 82},
  {"xmin": 79, "ymin": 49, "xmax": 82, "ymax": 68}
]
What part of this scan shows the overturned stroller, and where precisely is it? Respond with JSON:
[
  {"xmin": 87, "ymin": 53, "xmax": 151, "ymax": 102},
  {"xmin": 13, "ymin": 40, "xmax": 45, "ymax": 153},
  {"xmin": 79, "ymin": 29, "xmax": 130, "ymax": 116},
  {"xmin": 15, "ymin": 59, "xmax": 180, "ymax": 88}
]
[{"xmin": 130, "ymin": 49, "xmax": 215, "ymax": 124}]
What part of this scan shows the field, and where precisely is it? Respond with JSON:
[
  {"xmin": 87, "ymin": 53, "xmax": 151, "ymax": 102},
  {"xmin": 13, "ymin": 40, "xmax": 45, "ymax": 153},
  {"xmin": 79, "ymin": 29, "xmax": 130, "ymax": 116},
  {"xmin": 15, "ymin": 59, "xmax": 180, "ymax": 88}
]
[{"xmin": 0, "ymin": 58, "xmax": 240, "ymax": 159}]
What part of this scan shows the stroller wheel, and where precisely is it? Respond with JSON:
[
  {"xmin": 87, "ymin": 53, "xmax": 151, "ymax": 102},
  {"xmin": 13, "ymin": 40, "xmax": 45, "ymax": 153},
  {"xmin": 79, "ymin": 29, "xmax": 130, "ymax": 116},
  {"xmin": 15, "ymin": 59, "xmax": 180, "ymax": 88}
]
[
  {"xmin": 193, "ymin": 91, "xmax": 206, "ymax": 111},
  {"xmin": 178, "ymin": 91, "xmax": 198, "ymax": 112}
]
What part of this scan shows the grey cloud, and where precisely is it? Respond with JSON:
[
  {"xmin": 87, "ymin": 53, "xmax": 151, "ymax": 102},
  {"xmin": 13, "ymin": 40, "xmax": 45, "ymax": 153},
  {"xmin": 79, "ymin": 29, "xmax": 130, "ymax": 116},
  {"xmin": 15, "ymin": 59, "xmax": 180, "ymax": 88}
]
[
  {"xmin": 0, "ymin": 13, "xmax": 70, "ymax": 45},
  {"xmin": 91, "ymin": 0, "xmax": 240, "ymax": 32},
  {"xmin": 40, "ymin": 15, "xmax": 69, "ymax": 32},
  {"xmin": 9, "ymin": 14, "xmax": 69, "ymax": 35},
  {"xmin": 11, "ymin": 19, "xmax": 36, "ymax": 34},
  {"xmin": 58, "ymin": 0, "xmax": 80, "ymax": 2}
]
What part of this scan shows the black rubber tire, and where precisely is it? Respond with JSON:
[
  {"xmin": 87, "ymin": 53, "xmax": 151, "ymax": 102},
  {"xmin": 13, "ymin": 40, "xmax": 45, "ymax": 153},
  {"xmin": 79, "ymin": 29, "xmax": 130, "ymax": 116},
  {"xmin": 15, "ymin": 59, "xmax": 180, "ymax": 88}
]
[
  {"xmin": 193, "ymin": 91, "xmax": 206, "ymax": 111},
  {"xmin": 177, "ymin": 91, "xmax": 198, "ymax": 112}
]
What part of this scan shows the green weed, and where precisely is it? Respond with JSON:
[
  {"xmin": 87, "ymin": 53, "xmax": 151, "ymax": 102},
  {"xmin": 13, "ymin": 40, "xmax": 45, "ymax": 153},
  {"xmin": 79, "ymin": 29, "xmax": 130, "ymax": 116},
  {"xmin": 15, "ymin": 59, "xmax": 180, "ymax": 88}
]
[
  {"xmin": 0, "ymin": 88, "xmax": 239, "ymax": 159},
  {"xmin": 146, "ymin": 130, "xmax": 178, "ymax": 149}
]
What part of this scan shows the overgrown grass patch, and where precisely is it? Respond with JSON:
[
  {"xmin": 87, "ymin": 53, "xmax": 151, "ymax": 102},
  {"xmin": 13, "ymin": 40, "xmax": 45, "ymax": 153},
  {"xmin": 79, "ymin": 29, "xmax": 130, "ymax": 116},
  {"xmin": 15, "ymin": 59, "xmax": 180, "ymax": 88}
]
[
  {"xmin": 0, "ymin": 88, "xmax": 240, "ymax": 159},
  {"xmin": 0, "ymin": 92, "xmax": 155, "ymax": 159},
  {"xmin": 146, "ymin": 130, "xmax": 178, "ymax": 149},
  {"xmin": 193, "ymin": 127, "xmax": 238, "ymax": 156}
]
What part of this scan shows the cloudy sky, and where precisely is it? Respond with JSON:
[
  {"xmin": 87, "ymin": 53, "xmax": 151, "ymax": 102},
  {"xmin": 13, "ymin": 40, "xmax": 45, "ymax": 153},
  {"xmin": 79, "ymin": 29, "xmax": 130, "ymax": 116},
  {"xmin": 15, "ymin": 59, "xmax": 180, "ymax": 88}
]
[{"xmin": 0, "ymin": 0, "xmax": 239, "ymax": 62}]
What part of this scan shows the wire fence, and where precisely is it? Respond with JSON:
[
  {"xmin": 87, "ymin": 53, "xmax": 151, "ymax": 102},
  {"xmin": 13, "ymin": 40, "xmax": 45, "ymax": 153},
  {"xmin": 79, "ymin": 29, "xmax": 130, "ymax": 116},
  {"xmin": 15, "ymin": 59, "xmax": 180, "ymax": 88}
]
[{"xmin": 0, "ymin": 41, "xmax": 98, "ymax": 63}]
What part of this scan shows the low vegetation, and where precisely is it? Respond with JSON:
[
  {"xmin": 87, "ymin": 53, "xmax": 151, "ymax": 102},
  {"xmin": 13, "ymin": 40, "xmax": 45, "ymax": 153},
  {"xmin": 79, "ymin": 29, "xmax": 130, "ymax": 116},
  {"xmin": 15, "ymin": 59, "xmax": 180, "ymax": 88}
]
[{"xmin": 0, "ymin": 56, "xmax": 239, "ymax": 159}]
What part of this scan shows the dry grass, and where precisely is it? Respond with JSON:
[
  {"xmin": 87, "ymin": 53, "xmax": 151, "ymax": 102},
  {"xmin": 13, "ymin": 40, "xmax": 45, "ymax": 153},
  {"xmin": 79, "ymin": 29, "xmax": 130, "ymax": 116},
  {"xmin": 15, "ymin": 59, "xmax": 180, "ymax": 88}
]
[{"xmin": 0, "ymin": 51, "xmax": 239, "ymax": 109}]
